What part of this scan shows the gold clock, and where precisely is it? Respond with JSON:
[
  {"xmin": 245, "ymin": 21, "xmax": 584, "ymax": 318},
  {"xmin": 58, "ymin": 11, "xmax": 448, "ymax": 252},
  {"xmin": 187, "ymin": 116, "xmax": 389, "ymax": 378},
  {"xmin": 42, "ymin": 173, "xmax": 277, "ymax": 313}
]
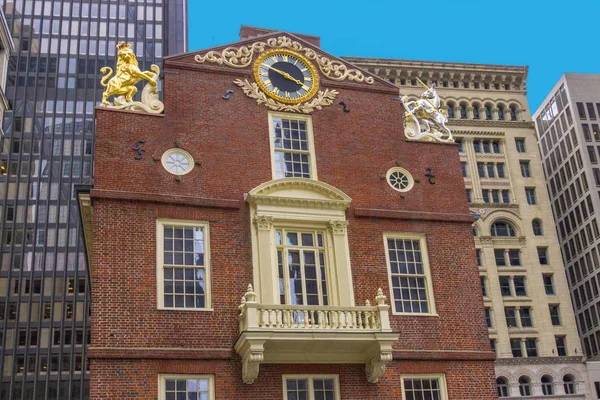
[{"xmin": 253, "ymin": 48, "xmax": 319, "ymax": 104}]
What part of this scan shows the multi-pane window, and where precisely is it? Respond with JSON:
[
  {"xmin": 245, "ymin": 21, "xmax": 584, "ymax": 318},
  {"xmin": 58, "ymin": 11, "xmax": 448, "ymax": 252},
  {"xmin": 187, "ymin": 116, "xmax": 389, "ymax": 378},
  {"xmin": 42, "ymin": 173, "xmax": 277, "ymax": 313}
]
[
  {"xmin": 159, "ymin": 375, "xmax": 214, "ymax": 400},
  {"xmin": 549, "ymin": 305, "xmax": 561, "ymax": 326},
  {"xmin": 466, "ymin": 189, "xmax": 472, "ymax": 203},
  {"xmin": 283, "ymin": 376, "xmax": 339, "ymax": 400},
  {"xmin": 499, "ymin": 276, "xmax": 511, "ymax": 296},
  {"xmin": 277, "ymin": 230, "xmax": 328, "ymax": 306},
  {"xmin": 497, "ymin": 377, "xmax": 509, "ymax": 397},
  {"xmin": 495, "ymin": 249, "xmax": 521, "ymax": 267},
  {"xmin": 485, "ymin": 307, "xmax": 492, "ymax": 328},
  {"xmin": 541, "ymin": 376, "xmax": 554, "ymax": 395},
  {"xmin": 578, "ymin": 102, "xmax": 587, "ymax": 119},
  {"xmin": 515, "ymin": 138, "xmax": 526, "ymax": 153},
  {"xmin": 520, "ymin": 161, "xmax": 531, "ymax": 177},
  {"xmin": 532, "ymin": 219, "xmax": 543, "ymax": 236},
  {"xmin": 525, "ymin": 188, "xmax": 537, "ymax": 205},
  {"xmin": 491, "ymin": 221, "xmax": 516, "ymax": 237},
  {"xmin": 519, "ymin": 377, "xmax": 532, "ymax": 396},
  {"xmin": 490, "ymin": 339, "xmax": 496, "ymax": 353},
  {"xmin": 461, "ymin": 162, "xmax": 468, "ymax": 177},
  {"xmin": 538, "ymin": 247, "xmax": 548, "ymax": 265},
  {"xmin": 401, "ymin": 376, "xmax": 447, "ymax": 400},
  {"xmin": 543, "ymin": 274, "xmax": 555, "ymax": 295},
  {"xmin": 525, "ymin": 338, "xmax": 538, "ymax": 357},
  {"xmin": 520, "ymin": 307, "xmax": 533, "ymax": 327},
  {"xmin": 505, "ymin": 307, "xmax": 518, "ymax": 327},
  {"xmin": 514, "ymin": 276, "xmax": 527, "ymax": 296},
  {"xmin": 158, "ymin": 221, "xmax": 210, "ymax": 309},
  {"xmin": 480, "ymin": 276, "xmax": 487, "ymax": 297},
  {"xmin": 385, "ymin": 236, "xmax": 433, "ymax": 314},
  {"xmin": 473, "ymin": 139, "xmax": 501, "ymax": 154},
  {"xmin": 556, "ymin": 335, "xmax": 567, "ymax": 356},
  {"xmin": 510, "ymin": 338, "xmax": 522, "ymax": 357},
  {"xmin": 564, "ymin": 375, "xmax": 576, "ymax": 394},
  {"xmin": 271, "ymin": 114, "xmax": 314, "ymax": 179}
]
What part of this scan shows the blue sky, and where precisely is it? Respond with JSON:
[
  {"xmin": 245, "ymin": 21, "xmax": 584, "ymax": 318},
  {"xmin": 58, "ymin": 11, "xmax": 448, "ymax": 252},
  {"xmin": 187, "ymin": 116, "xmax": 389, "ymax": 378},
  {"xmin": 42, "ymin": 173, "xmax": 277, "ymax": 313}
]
[{"xmin": 188, "ymin": 0, "xmax": 599, "ymax": 113}]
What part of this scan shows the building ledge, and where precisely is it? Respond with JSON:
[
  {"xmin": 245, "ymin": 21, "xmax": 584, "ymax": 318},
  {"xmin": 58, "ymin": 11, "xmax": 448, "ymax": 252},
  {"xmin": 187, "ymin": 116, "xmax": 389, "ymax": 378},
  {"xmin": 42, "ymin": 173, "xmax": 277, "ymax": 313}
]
[{"xmin": 234, "ymin": 285, "xmax": 398, "ymax": 384}]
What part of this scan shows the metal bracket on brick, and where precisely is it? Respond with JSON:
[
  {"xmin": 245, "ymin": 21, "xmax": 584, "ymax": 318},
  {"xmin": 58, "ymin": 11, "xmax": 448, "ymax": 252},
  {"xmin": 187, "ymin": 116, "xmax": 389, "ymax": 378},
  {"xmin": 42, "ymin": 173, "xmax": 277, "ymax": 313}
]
[
  {"xmin": 339, "ymin": 101, "xmax": 350, "ymax": 113},
  {"xmin": 425, "ymin": 168, "xmax": 436, "ymax": 184},
  {"xmin": 132, "ymin": 140, "xmax": 145, "ymax": 160},
  {"xmin": 222, "ymin": 89, "xmax": 234, "ymax": 100}
]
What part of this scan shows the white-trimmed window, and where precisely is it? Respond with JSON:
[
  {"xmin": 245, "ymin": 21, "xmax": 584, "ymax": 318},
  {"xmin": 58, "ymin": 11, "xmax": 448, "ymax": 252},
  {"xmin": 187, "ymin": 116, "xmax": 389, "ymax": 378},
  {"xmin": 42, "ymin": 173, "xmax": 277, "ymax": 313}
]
[
  {"xmin": 158, "ymin": 374, "xmax": 214, "ymax": 400},
  {"xmin": 283, "ymin": 375, "xmax": 340, "ymax": 400},
  {"xmin": 269, "ymin": 112, "xmax": 317, "ymax": 180},
  {"xmin": 276, "ymin": 229, "xmax": 329, "ymax": 306},
  {"xmin": 401, "ymin": 375, "xmax": 448, "ymax": 400},
  {"xmin": 156, "ymin": 219, "xmax": 211, "ymax": 310},
  {"xmin": 384, "ymin": 234, "xmax": 436, "ymax": 315}
]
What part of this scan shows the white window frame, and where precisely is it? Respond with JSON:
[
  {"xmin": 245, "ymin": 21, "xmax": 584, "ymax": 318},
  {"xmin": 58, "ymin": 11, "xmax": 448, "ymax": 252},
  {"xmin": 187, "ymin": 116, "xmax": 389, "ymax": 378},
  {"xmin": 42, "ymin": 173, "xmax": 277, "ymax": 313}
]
[
  {"xmin": 401, "ymin": 374, "xmax": 448, "ymax": 400},
  {"xmin": 158, "ymin": 374, "xmax": 215, "ymax": 400},
  {"xmin": 383, "ymin": 233, "xmax": 437, "ymax": 316},
  {"xmin": 268, "ymin": 111, "xmax": 318, "ymax": 180},
  {"xmin": 156, "ymin": 219, "xmax": 212, "ymax": 311},
  {"xmin": 282, "ymin": 374, "xmax": 340, "ymax": 400}
]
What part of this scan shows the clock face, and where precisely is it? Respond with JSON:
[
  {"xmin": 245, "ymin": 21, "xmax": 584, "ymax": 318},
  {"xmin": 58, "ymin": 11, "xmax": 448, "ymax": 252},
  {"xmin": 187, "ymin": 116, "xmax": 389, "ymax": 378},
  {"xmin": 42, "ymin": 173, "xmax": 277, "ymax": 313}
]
[{"xmin": 253, "ymin": 49, "xmax": 319, "ymax": 104}]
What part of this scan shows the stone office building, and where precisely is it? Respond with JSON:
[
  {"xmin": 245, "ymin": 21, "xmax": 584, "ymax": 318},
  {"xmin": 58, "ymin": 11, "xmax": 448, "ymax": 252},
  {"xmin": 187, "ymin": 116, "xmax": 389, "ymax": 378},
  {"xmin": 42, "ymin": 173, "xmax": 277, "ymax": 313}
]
[
  {"xmin": 77, "ymin": 27, "xmax": 496, "ymax": 399},
  {"xmin": 346, "ymin": 57, "xmax": 589, "ymax": 398}
]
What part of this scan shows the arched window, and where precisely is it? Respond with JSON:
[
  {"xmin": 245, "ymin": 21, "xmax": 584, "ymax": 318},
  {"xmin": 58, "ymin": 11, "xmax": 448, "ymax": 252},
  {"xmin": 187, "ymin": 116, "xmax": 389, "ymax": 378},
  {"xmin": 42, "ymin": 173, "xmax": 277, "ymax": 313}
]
[
  {"xmin": 532, "ymin": 219, "xmax": 543, "ymax": 236},
  {"xmin": 491, "ymin": 221, "xmax": 516, "ymax": 237},
  {"xmin": 460, "ymin": 103, "xmax": 468, "ymax": 119},
  {"xmin": 447, "ymin": 103, "xmax": 456, "ymax": 119},
  {"xmin": 473, "ymin": 104, "xmax": 481, "ymax": 119},
  {"xmin": 498, "ymin": 105, "xmax": 506, "ymax": 120},
  {"xmin": 563, "ymin": 374, "xmax": 576, "ymax": 394},
  {"xmin": 541, "ymin": 375, "xmax": 554, "ymax": 395},
  {"xmin": 510, "ymin": 105, "xmax": 518, "ymax": 121},
  {"xmin": 519, "ymin": 376, "xmax": 532, "ymax": 396},
  {"xmin": 497, "ymin": 377, "xmax": 509, "ymax": 397},
  {"xmin": 485, "ymin": 104, "xmax": 493, "ymax": 120}
]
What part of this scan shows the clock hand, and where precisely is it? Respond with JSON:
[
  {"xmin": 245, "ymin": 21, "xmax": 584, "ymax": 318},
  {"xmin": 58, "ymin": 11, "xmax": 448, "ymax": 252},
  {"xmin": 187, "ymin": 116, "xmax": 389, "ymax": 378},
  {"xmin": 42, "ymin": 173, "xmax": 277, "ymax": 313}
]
[{"xmin": 265, "ymin": 65, "xmax": 303, "ymax": 85}]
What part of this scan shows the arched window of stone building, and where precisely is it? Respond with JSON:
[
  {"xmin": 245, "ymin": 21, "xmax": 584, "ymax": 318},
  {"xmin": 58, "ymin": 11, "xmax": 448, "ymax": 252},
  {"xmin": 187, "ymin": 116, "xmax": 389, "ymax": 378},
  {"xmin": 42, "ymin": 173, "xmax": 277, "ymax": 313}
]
[
  {"xmin": 447, "ymin": 103, "xmax": 456, "ymax": 119},
  {"xmin": 491, "ymin": 221, "xmax": 517, "ymax": 237},
  {"xmin": 496, "ymin": 377, "xmax": 509, "ymax": 397},
  {"xmin": 532, "ymin": 219, "xmax": 543, "ymax": 236},
  {"xmin": 473, "ymin": 104, "xmax": 481, "ymax": 119},
  {"xmin": 510, "ymin": 105, "xmax": 519, "ymax": 121},
  {"xmin": 460, "ymin": 103, "xmax": 468, "ymax": 119},
  {"xmin": 541, "ymin": 375, "xmax": 554, "ymax": 395},
  {"xmin": 518, "ymin": 376, "xmax": 532, "ymax": 396},
  {"xmin": 498, "ymin": 105, "xmax": 506, "ymax": 120},
  {"xmin": 485, "ymin": 104, "xmax": 493, "ymax": 120},
  {"xmin": 563, "ymin": 374, "xmax": 576, "ymax": 394}
]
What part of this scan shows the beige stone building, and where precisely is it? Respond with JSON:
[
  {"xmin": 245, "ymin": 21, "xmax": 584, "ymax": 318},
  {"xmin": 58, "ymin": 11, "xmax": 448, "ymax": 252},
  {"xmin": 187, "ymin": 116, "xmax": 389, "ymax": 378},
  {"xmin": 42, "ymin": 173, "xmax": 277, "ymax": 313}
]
[{"xmin": 345, "ymin": 57, "xmax": 589, "ymax": 398}]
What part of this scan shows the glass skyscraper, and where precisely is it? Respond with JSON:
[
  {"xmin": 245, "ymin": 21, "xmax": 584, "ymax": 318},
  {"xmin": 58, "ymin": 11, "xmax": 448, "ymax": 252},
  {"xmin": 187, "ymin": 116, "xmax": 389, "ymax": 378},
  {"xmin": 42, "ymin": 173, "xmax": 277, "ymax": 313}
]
[{"xmin": 0, "ymin": 1, "xmax": 187, "ymax": 398}]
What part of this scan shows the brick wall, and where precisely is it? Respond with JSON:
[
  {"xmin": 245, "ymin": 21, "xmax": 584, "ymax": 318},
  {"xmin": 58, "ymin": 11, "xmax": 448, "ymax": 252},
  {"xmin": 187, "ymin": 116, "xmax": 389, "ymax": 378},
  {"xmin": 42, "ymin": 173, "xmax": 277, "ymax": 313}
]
[{"xmin": 88, "ymin": 32, "xmax": 496, "ymax": 399}]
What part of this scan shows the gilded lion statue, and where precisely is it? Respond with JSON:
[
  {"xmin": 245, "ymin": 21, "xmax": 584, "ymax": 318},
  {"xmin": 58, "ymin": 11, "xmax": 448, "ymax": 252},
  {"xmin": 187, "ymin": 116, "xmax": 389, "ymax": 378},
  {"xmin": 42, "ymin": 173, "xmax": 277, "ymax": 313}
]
[{"xmin": 100, "ymin": 42, "xmax": 160, "ymax": 106}]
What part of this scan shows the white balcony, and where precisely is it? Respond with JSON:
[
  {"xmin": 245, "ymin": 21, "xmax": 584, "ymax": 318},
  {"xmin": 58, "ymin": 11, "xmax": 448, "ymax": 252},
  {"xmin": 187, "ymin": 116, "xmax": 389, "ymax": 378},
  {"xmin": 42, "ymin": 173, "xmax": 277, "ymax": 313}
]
[{"xmin": 234, "ymin": 285, "xmax": 399, "ymax": 384}]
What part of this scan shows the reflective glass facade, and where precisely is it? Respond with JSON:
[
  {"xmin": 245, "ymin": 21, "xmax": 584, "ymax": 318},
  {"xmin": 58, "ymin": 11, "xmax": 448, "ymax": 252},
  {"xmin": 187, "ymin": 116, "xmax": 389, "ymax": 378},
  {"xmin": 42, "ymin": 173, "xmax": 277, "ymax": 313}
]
[{"xmin": 0, "ymin": 1, "xmax": 187, "ymax": 398}]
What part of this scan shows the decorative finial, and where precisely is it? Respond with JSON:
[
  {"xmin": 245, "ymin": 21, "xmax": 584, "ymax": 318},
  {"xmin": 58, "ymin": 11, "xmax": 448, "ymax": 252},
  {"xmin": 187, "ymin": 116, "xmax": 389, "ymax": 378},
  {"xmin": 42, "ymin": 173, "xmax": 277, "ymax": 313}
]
[
  {"xmin": 99, "ymin": 42, "xmax": 164, "ymax": 114},
  {"xmin": 244, "ymin": 284, "xmax": 256, "ymax": 303},
  {"xmin": 365, "ymin": 299, "xmax": 371, "ymax": 306},
  {"xmin": 375, "ymin": 288, "xmax": 387, "ymax": 305},
  {"xmin": 238, "ymin": 295, "xmax": 247, "ymax": 315}
]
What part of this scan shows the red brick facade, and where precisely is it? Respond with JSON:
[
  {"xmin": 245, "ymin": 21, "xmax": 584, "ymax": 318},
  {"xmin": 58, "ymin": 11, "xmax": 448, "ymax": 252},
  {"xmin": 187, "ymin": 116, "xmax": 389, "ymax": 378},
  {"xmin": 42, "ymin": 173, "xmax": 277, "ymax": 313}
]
[{"xmin": 85, "ymin": 31, "xmax": 496, "ymax": 399}]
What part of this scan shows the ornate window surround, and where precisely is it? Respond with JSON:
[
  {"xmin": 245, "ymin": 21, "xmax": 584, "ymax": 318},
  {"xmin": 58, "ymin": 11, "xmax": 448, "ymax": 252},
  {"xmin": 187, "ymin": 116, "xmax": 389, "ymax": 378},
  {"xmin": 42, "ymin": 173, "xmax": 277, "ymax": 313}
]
[{"xmin": 246, "ymin": 178, "xmax": 354, "ymax": 306}]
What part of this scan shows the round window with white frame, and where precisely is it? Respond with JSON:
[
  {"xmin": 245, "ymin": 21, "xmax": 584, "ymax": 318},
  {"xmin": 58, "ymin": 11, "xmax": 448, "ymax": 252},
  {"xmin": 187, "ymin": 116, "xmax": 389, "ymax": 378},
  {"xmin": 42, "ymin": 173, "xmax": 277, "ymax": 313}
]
[
  {"xmin": 386, "ymin": 167, "xmax": 414, "ymax": 192},
  {"xmin": 161, "ymin": 148, "xmax": 194, "ymax": 175}
]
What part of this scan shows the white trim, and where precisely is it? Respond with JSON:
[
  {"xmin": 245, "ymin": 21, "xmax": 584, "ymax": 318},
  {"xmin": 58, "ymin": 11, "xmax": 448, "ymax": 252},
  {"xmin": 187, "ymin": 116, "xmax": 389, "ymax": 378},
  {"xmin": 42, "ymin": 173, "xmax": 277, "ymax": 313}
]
[
  {"xmin": 158, "ymin": 374, "xmax": 215, "ymax": 400},
  {"xmin": 268, "ymin": 112, "xmax": 318, "ymax": 180},
  {"xmin": 156, "ymin": 219, "xmax": 212, "ymax": 310},
  {"xmin": 161, "ymin": 148, "xmax": 195, "ymax": 176},
  {"xmin": 401, "ymin": 374, "xmax": 448, "ymax": 400},
  {"xmin": 386, "ymin": 167, "xmax": 414, "ymax": 192},
  {"xmin": 383, "ymin": 233, "xmax": 437, "ymax": 316},
  {"xmin": 282, "ymin": 374, "xmax": 340, "ymax": 400}
]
